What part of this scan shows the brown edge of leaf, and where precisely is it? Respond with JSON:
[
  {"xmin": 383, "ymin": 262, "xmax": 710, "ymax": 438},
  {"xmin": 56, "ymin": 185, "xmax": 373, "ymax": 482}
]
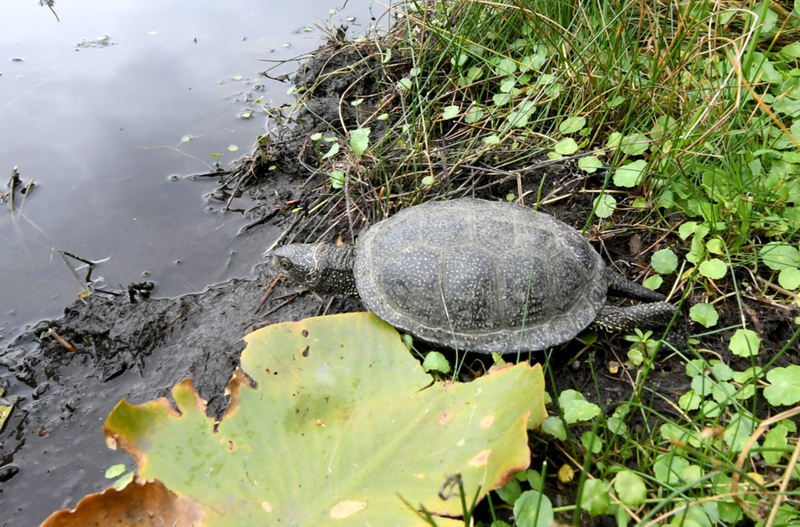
[
  {"xmin": 39, "ymin": 477, "xmax": 205, "ymax": 527},
  {"xmin": 223, "ymin": 368, "xmax": 250, "ymax": 421},
  {"xmin": 102, "ymin": 379, "xmax": 207, "ymax": 473},
  {"xmin": 490, "ymin": 410, "xmax": 532, "ymax": 492}
]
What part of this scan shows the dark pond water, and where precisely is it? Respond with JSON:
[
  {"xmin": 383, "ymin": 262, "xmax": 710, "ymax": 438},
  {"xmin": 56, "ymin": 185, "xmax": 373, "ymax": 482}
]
[
  {"xmin": 0, "ymin": 0, "xmax": 382, "ymax": 339},
  {"xmin": 0, "ymin": 0, "xmax": 382, "ymax": 524}
]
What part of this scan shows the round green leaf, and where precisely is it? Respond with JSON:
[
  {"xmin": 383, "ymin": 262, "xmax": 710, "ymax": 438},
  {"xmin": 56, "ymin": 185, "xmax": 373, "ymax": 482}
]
[
  {"xmin": 724, "ymin": 412, "xmax": 757, "ymax": 452},
  {"xmin": 499, "ymin": 78, "xmax": 516, "ymax": 93},
  {"xmin": 653, "ymin": 453, "xmax": 690, "ymax": 486},
  {"xmin": 349, "ymin": 128, "xmax": 371, "ymax": 157},
  {"xmin": 581, "ymin": 431, "xmax": 602, "ymax": 454},
  {"xmin": 628, "ymin": 349, "xmax": 643, "ymax": 366},
  {"xmin": 618, "ymin": 133, "xmax": 648, "ymax": 155},
  {"xmin": 764, "ymin": 365, "xmax": 800, "ymax": 406},
  {"xmin": 678, "ymin": 390, "xmax": 702, "ymax": 411},
  {"xmin": 496, "ymin": 478, "xmax": 522, "ymax": 505},
  {"xmin": 496, "ymin": 58, "xmax": 516, "ymax": 75},
  {"xmin": 180, "ymin": 136, "xmax": 191, "ymax": 143},
  {"xmin": 606, "ymin": 416, "xmax": 627, "ymax": 435},
  {"xmin": 711, "ymin": 363, "xmax": 734, "ymax": 381},
  {"xmin": 559, "ymin": 116, "xmax": 586, "ymax": 134},
  {"xmin": 729, "ymin": 328, "xmax": 761, "ymax": 357},
  {"xmin": 554, "ymin": 138, "xmax": 579, "ymax": 155},
  {"xmin": 651, "ymin": 249, "xmax": 678, "ymax": 274},
  {"xmin": 581, "ymin": 479, "xmax": 610, "ymax": 517},
  {"xmin": 578, "ymin": 155, "xmax": 603, "ymax": 173},
  {"xmin": 607, "ymin": 132, "xmax": 622, "ymax": 149},
  {"xmin": 612, "ymin": 159, "xmax": 647, "ymax": 188},
  {"xmin": 422, "ymin": 351, "xmax": 451, "ymax": 373},
  {"xmin": 762, "ymin": 424, "xmax": 789, "ymax": 466},
  {"xmin": 493, "ymin": 93, "xmax": 511, "ymax": 105},
  {"xmin": 698, "ymin": 258, "xmax": 727, "ymax": 279},
  {"xmin": 541, "ymin": 416, "xmax": 566, "ymax": 441},
  {"xmin": 781, "ymin": 42, "xmax": 800, "ymax": 58},
  {"xmin": 507, "ymin": 110, "xmax": 530, "ymax": 128},
  {"xmin": 464, "ymin": 107, "xmax": 484, "ymax": 124},
  {"xmin": 321, "ymin": 142, "xmax": 340, "ymax": 160},
  {"xmin": 593, "ymin": 193, "xmax": 616, "ymax": 219},
  {"xmin": 686, "ymin": 359, "xmax": 705, "ymax": 378},
  {"xmin": 608, "ymin": 96, "xmax": 625, "ymax": 108},
  {"xmin": 329, "ymin": 170, "xmax": 345, "ymax": 189},
  {"xmin": 421, "ymin": 175, "xmax": 435, "ymax": 186},
  {"xmin": 483, "ymin": 134, "xmax": 500, "ymax": 145},
  {"xmin": 228, "ymin": 145, "xmax": 239, "ymax": 152},
  {"xmin": 706, "ymin": 238, "xmax": 725, "ymax": 255},
  {"xmin": 691, "ymin": 374, "xmax": 714, "ymax": 397},
  {"xmin": 643, "ymin": 275, "xmax": 663, "ymax": 290},
  {"xmin": 678, "ymin": 222, "xmax": 698, "ymax": 240},
  {"xmin": 558, "ymin": 390, "xmax": 600, "ymax": 424},
  {"xmin": 779, "ymin": 267, "xmax": 800, "ymax": 290},
  {"xmin": 689, "ymin": 303, "xmax": 719, "ymax": 328},
  {"xmin": 104, "ymin": 464, "xmax": 127, "ymax": 479},
  {"xmin": 545, "ymin": 82, "xmax": 562, "ymax": 98},
  {"xmin": 760, "ymin": 242, "xmax": 800, "ymax": 271},
  {"xmin": 614, "ymin": 471, "xmax": 647, "ymax": 507},
  {"xmin": 397, "ymin": 78, "xmax": 412, "ymax": 91},
  {"xmin": 513, "ymin": 491, "xmax": 554, "ymax": 527},
  {"xmin": 442, "ymin": 105, "xmax": 459, "ymax": 120}
]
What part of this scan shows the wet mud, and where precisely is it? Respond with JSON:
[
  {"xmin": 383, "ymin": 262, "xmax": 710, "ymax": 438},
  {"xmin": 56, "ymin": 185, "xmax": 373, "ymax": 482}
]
[{"xmin": 2, "ymin": 39, "xmax": 799, "ymax": 527}]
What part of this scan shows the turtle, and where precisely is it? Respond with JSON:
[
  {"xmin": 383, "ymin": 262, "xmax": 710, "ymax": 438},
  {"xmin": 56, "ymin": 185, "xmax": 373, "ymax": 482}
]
[{"xmin": 270, "ymin": 198, "xmax": 682, "ymax": 353}]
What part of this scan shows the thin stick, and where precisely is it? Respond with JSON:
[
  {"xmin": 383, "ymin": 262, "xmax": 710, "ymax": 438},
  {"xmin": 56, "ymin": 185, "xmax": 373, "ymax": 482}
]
[
  {"xmin": 60, "ymin": 251, "xmax": 95, "ymax": 266},
  {"xmin": 48, "ymin": 329, "xmax": 76, "ymax": 352},
  {"xmin": 59, "ymin": 251, "xmax": 91, "ymax": 293},
  {"xmin": 321, "ymin": 297, "xmax": 335, "ymax": 316},
  {"xmin": 14, "ymin": 179, "xmax": 34, "ymax": 218},
  {"xmin": 260, "ymin": 294, "xmax": 298, "ymax": 318},
  {"xmin": 256, "ymin": 276, "xmax": 282, "ymax": 314},
  {"xmin": 344, "ymin": 166, "xmax": 356, "ymax": 245}
]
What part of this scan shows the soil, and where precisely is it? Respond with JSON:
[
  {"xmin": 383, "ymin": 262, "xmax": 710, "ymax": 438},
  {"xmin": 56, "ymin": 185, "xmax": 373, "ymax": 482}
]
[{"xmin": 2, "ymin": 38, "xmax": 799, "ymax": 527}]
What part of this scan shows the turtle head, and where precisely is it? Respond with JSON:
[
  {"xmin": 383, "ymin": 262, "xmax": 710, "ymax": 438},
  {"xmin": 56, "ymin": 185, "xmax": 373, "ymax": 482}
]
[{"xmin": 271, "ymin": 243, "xmax": 359, "ymax": 297}]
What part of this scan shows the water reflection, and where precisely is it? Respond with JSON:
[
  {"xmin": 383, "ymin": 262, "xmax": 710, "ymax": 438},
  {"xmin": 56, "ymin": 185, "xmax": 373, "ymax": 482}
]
[{"xmin": 0, "ymin": 0, "xmax": 377, "ymax": 340}]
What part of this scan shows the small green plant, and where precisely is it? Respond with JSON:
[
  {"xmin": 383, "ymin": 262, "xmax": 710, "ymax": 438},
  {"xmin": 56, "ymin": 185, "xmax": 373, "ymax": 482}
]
[
  {"xmin": 103, "ymin": 463, "xmax": 133, "ymax": 490},
  {"xmin": 624, "ymin": 329, "xmax": 659, "ymax": 367}
]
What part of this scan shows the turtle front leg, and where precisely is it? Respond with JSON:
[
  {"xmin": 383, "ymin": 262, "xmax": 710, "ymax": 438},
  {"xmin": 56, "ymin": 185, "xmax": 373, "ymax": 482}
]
[{"xmin": 590, "ymin": 302, "xmax": 687, "ymax": 349}]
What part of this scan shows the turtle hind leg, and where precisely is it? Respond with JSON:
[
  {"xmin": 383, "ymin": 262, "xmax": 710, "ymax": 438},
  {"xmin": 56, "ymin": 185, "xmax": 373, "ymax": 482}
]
[
  {"xmin": 590, "ymin": 302, "xmax": 688, "ymax": 349},
  {"xmin": 605, "ymin": 268, "xmax": 665, "ymax": 302}
]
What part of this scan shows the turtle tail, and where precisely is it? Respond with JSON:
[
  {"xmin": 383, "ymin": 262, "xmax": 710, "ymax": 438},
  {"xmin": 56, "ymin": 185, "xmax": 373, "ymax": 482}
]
[{"xmin": 604, "ymin": 268, "xmax": 665, "ymax": 302}]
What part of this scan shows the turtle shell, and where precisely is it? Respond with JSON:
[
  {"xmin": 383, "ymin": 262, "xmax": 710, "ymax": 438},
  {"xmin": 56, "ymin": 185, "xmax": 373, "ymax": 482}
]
[{"xmin": 353, "ymin": 198, "xmax": 607, "ymax": 353}]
